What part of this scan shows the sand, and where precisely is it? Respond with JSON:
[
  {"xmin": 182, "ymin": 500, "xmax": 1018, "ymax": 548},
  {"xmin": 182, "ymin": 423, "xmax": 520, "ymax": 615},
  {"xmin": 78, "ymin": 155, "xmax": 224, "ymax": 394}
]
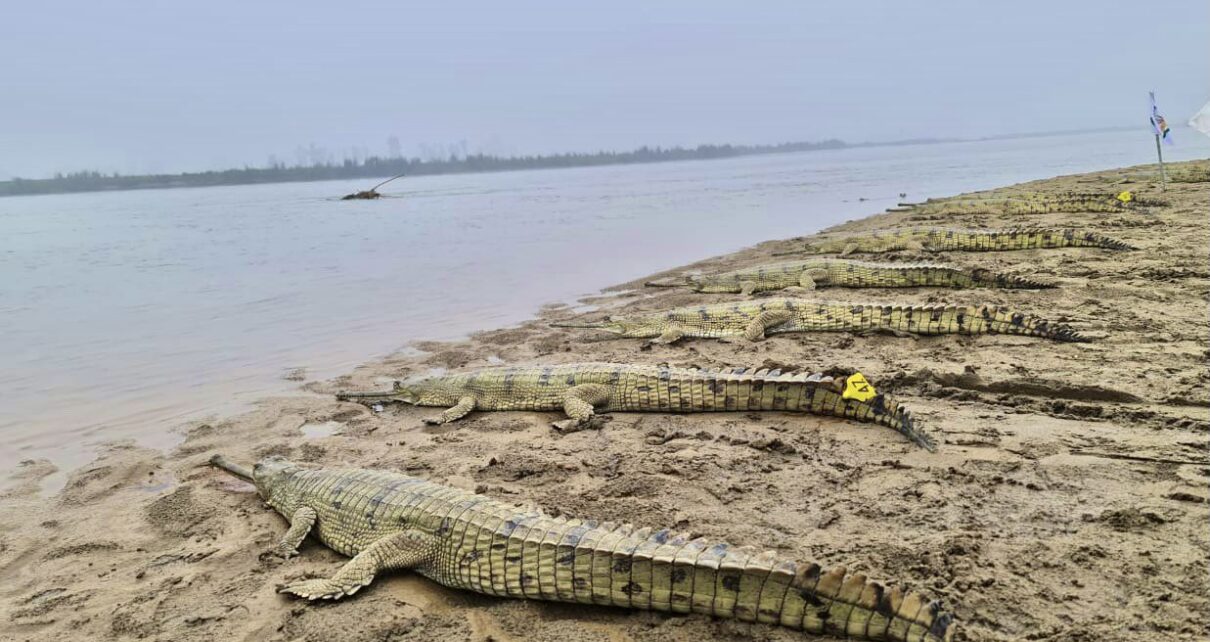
[{"xmin": 2, "ymin": 161, "xmax": 1207, "ymax": 642}]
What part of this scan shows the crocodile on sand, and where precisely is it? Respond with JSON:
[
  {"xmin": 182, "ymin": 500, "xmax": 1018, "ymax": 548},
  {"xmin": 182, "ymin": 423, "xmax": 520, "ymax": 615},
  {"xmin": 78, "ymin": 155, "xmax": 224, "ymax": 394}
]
[
  {"xmin": 336, "ymin": 362, "xmax": 935, "ymax": 450},
  {"xmin": 210, "ymin": 454, "xmax": 955, "ymax": 641},
  {"xmin": 901, "ymin": 192, "xmax": 1165, "ymax": 215},
  {"xmin": 644, "ymin": 258, "xmax": 1053, "ymax": 294},
  {"xmin": 552, "ymin": 298, "xmax": 1086, "ymax": 345},
  {"xmin": 782, "ymin": 227, "xmax": 1136, "ymax": 256}
]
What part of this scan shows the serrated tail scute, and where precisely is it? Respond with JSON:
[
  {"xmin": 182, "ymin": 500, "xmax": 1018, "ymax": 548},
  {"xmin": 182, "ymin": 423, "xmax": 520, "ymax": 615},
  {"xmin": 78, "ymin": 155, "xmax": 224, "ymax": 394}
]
[
  {"xmin": 875, "ymin": 393, "xmax": 936, "ymax": 451},
  {"xmin": 969, "ymin": 268, "xmax": 1055, "ymax": 290},
  {"xmin": 984, "ymin": 307, "xmax": 1089, "ymax": 343},
  {"xmin": 809, "ymin": 386, "xmax": 937, "ymax": 451},
  {"xmin": 1080, "ymin": 231, "xmax": 1137, "ymax": 251},
  {"xmin": 788, "ymin": 565, "xmax": 955, "ymax": 641}
]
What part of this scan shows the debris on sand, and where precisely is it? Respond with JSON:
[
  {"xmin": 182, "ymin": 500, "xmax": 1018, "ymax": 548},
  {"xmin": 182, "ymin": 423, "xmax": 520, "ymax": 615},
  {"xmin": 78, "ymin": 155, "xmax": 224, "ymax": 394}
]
[{"xmin": 339, "ymin": 172, "xmax": 406, "ymax": 200}]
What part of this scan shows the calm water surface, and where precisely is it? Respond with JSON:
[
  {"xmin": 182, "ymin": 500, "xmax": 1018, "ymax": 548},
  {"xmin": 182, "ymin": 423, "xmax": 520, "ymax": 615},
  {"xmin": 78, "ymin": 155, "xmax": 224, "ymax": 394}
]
[{"xmin": 2, "ymin": 130, "xmax": 1208, "ymax": 477}]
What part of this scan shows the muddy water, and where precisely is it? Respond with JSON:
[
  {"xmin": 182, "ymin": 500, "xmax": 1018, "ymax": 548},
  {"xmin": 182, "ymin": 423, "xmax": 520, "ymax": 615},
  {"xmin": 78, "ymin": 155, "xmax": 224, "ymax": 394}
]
[{"xmin": 2, "ymin": 129, "xmax": 1207, "ymax": 477}]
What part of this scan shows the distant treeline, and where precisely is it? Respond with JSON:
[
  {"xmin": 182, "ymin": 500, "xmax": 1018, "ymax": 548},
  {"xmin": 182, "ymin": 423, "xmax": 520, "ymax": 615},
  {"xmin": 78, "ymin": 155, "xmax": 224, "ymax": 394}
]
[{"xmin": 0, "ymin": 139, "xmax": 867, "ymax": 197}]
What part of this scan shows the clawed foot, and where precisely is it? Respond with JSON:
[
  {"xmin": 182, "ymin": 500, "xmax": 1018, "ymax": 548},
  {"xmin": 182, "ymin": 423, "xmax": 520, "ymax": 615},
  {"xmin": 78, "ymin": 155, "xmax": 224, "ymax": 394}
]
[
  {"xmin": 261, "ymin": 543, "xmax": 300, "ymax": 561},
  {"xmin": 278, "ymin": 578, "xmax": 364, "ymax": 601},
  {"xmin": 422, "ymin": 417, "xmax": 445, "ymax": 426},
  {"xmin": 551, "ymin": 415, "xmax": 611, "ymax": 434}
]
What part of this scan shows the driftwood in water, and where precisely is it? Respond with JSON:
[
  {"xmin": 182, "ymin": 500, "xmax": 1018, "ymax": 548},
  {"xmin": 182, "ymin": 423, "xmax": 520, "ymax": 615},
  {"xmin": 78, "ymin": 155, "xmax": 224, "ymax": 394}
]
[{"xmin": 340, "ymin": 173, "xmax": 406, "ymax": 200}]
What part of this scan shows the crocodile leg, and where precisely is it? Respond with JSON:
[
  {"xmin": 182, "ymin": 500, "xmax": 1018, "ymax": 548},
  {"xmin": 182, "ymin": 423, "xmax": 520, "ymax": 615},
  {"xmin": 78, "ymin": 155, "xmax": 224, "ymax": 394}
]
[
  {"xmin": 551, "ymin": 384, "xmax": 613, "ymax": 432},
  {"xmin": 744, "ymin": 310, "xmax": 794, "ymax": 341},
  {"xmin": 271, "ymin": 506, "xmax": 317, "ymax": 558},
  {"xmin": 840, "ymin": 243, "xmax": 858, "ymax": 256},
  {"xmin": 649, "ymin": 326, "xmax": 686, "ymax": 345},
  {"xmin": 798, "ymin": 267, "xmax": 827, "ymax": 290},
  {"xmin": 423, "ymin": 395, "xmax": 477, "ymax": 425},
  {"xmin": 739, "ymin": 281, "xmax": 759, "ymax": 295},
  {"xmin": 278, "ymin": 530, "xmax": 439, "ymax": 600}
]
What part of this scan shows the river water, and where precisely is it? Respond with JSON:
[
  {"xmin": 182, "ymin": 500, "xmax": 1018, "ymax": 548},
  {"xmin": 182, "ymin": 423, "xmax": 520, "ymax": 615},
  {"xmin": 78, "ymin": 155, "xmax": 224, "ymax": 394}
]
[{"xmin": 2, "ymin": 129, "xmax": 1207, "ymax": 477}]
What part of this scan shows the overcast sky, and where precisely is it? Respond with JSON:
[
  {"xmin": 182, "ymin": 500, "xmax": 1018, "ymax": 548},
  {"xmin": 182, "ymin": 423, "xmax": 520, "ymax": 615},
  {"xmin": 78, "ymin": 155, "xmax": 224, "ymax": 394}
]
[{"xmin": 2, "ymin": 1, "xmax": 1207, "ymax": 179}]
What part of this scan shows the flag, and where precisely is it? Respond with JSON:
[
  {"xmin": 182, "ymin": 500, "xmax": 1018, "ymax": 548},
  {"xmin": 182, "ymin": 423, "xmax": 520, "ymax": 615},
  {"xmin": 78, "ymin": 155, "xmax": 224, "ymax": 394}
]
[
  {"xmin": 1150, "ymin": 91, "xmax": 1173, "ymax": 145},
  {"xmin": 1190, "ymin": 100, "xmax": 1210, "ymax": 140}
]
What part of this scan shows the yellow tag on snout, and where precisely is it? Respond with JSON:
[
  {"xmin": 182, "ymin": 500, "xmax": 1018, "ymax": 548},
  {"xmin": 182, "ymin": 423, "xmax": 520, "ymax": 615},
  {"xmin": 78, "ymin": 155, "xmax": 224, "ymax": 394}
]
[
  {"xmin": 1116, "ymin": 190, "xmax": 1133, "ymax": 204},
  {"xmin": 842, "ymin": 372, "xmax": 877, "ymax": 402}
]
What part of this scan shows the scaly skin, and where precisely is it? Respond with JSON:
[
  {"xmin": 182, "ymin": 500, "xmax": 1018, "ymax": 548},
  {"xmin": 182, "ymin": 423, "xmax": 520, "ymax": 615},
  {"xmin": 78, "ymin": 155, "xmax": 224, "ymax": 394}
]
[
  {"xmin": 644, "ymin": 258, "xmax": 1052, "ymax": 293},
  {"xmin": 552, "ymin": 298, "xmax": 1086, "ymax": 345},
  {"xmin": 336, "ymin": 362, "xmax": 935, "ymax": 450},
  {"xmin": 211, "ymin": 455, "xmax": 956, "ymax": 641},
  {"xmin": 793, "ymin": 227, "xmax": 1136, "ymax": 255},
  {"xmin": 904, "ymin": 192, "xmax": 1165, "ymax": 215},
  {"xmin": 1169, "ymin": 168, "xmax": 1210, "ymax": 183}
]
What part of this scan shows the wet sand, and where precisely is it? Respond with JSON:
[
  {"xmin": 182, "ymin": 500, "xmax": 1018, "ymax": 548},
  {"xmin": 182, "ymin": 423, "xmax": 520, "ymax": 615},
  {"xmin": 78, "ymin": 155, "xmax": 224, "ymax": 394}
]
[{"xmin": 1, "ymin": 161, "xmax": 1207, "ymax": 641}]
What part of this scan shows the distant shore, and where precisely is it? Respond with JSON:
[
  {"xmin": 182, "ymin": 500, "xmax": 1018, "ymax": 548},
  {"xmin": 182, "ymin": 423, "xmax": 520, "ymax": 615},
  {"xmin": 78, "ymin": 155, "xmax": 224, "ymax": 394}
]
[{"xmin": 0, "ymin": 126, "xmax": 1135, "ymax": 197}]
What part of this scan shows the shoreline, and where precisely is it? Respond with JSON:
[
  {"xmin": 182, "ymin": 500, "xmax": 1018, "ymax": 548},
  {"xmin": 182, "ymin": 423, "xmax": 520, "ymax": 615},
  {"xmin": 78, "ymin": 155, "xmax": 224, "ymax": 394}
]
[{"xmin": 2, "ymin": 159, "xmax": 1207, "ymax": 641}]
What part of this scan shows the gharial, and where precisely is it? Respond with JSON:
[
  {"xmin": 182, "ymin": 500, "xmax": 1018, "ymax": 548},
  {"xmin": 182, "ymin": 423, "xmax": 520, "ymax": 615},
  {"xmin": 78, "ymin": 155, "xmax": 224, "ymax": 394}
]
[
  {"xmin": 551, "ymin": 298, "xmax": 1086, "ymax": 344},
  {"xmin": 210, "ymin": 454, "xmax": 956, "ymax": 641},
  {"xmin": 644, "ymin": 258, "xmax": 1053, "ymax": 294},
  {"xmin": 336, "ymin": 362, "xmax": 936, "ymax": 450},
  {"xmin": 777, "ymin": 227, "xmax": 1136, "ymax": 256},
  {"xmin": 898, "ymin": 192, "xmax": 1165, "ymax": 215}
]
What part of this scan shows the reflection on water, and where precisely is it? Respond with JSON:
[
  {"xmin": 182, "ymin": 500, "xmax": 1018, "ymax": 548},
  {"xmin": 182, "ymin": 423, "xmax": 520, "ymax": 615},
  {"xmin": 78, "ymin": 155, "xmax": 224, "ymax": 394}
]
[{"xmin": 2, "ymin": 129, "xmax": 1207, "ymax": 477}]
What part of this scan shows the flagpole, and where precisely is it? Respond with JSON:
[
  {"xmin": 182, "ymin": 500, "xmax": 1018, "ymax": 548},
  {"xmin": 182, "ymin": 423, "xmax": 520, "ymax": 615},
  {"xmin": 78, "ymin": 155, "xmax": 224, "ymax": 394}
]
[
  {"xmin": 1149, "ymin": 91, "xmax": 1170, "ymax": 190},
  {"xmin": 1154, "ymin": 133, "xmax": 1167, "ymax": 189}
]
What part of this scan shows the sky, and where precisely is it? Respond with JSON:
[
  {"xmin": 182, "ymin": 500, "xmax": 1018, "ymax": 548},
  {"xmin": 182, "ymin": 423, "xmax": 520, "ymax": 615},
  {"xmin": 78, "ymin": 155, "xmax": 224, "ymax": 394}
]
[{"xmin": 2, "ymin": 1, "xmax": 1207, "ymax": 179}]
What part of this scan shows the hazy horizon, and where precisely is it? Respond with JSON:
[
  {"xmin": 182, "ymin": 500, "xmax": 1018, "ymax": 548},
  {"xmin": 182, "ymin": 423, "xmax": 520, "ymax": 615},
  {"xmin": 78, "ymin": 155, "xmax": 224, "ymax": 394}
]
[{"xmin": 3, "ymin": 1, "xmax": 1207, "ymax": 180}]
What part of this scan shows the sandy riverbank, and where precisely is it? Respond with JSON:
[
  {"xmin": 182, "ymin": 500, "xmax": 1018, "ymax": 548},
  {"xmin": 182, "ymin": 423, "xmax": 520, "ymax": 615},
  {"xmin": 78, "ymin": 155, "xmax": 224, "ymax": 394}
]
[{"xmin": 2, "ymin": 161, "xmax": 1207, "ymax": 642}]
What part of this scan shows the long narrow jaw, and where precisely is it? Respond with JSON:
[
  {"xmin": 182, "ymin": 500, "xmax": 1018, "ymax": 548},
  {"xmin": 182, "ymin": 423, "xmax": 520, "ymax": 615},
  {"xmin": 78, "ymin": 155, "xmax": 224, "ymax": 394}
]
[
  {"xmin": 549, "ymin": 321, "xmax": 611, "ymax": 329},
  {"xmin": 642, "ymin": 277, "xmax": 690, "ymax": 288},
  {"xmin": 210, "ymin": 454, "xmax": 253, "ymax": 481},
  {"xmin": 335, "ymin": 381, "xmax": 419, "ymax": 404}
]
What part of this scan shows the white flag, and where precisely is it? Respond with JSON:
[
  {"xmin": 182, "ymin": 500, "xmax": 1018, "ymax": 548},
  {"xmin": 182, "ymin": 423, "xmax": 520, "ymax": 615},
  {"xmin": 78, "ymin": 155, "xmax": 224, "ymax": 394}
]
[{"xmin": 1190, "ymin": 100, "xmax": 1210, "ymax": 139}]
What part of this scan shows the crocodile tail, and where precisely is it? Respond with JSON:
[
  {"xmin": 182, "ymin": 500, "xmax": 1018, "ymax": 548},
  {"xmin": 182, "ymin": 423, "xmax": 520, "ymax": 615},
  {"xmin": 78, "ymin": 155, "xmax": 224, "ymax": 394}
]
[
  {"xmin": 978, "ymin": 306, "xmax": 1089, "ymax": 342},
  {"xmin": 524, "ymin": 513, "xmax": 955, "ymax": 641},
  {"xmin": 1018, "ymin": 228, "xmax": 1137, "ymax": 251},
  {"xmin": 967, "ymin": 268, "xmax": 1056, "ymax": 289},
  {"xmin": 1076, "ymin": 230, "xmax": 1137, "ymax": 251},
  {"xmin": 781, "ymin": 563, "xmax": 955, "ymax": 641},
  {"xmin": 811, "ymin": 386, "xmax": 936, "ymax": 451},
  {"xmin": 874, "ymin": 391, "xmax": 934, "ymax": 450}
]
